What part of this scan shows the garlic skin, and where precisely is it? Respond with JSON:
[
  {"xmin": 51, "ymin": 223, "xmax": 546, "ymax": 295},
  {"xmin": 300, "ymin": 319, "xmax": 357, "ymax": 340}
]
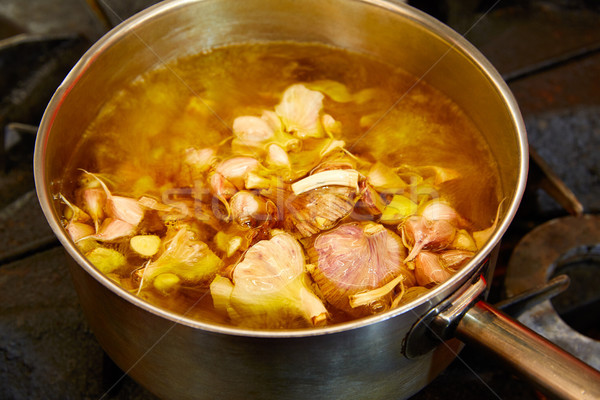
[
  {"xmin": 60, "ymin": 194, "xmax": 91, "ymax": 224},
  {"xmin": 275, "ymin": 84, "xmax": 325, "ymax": 139},
  {"xmin": 184, "ymin": 147, "xmax": 218, "ymax": 176},
  {"xmin": 285, "ymin": 185, "xmax": 357, "ymax": 237},
  {"xmin": 291, "ymin": 169, "xmax": 359, "ymax": 195},
  {"xmin": 211, "ymin": 233, "xmax": 328, "ymax": 328},
  {"xmin": 141, "ymin": 227, "xmax": 222, "ymax": 285},
  {"xmin": 310, "ymin": 222, "xmax": 407, "ymax": 316},
  {"xmin": 233, "ymin": 115, "xmax": 275, "ymax": 143},
  {"xmin": 366, "ymin": 162, "xmax": 407, "ymax": 193}
]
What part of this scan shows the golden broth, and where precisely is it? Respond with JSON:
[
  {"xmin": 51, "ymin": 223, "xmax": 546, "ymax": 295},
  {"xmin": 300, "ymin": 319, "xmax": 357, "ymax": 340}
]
[{"xmin": 61, "ymin": 42, "xmax": 501, "ymax": 327}]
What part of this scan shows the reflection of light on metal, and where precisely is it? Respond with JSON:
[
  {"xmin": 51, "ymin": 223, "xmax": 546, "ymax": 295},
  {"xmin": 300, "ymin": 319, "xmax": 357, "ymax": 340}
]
[{"xmin": 84, "ymin": 0, "xmax": 114, "ymax": 31}]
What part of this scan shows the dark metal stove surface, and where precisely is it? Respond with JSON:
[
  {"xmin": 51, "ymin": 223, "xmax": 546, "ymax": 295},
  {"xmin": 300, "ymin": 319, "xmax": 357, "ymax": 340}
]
[{"xmin": 1, "ymin": 1, "xmax": 599, "ymax": 399}]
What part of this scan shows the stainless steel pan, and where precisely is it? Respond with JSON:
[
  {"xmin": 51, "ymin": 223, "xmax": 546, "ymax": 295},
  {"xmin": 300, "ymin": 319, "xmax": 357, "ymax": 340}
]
[{"xmin": 34, "ymin": 1, "xmax": 600, "ymax": 399}]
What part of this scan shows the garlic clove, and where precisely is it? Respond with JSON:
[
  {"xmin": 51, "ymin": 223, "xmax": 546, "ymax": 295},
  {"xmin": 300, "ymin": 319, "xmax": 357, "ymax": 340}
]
[
  {"xmin": 401, "ymin": 215, "xmax": 456, "ymax": 262},
  {"xmin": 420, "ymin": 200, "xmax": 469, "ymax": 228},
  {"xmin": 266, "ymin": 143, "xmax": 291, "ymax": 169},
  {"xmin": 439, "ymin": 249, "xmax": 474, "ymax": 270},
  {"xmin": 353, "ymin": 181, "xmax": 387, "ymax": 218},
  {"xmin": 108, "ymin": 195, "xmax": 144, "ymax": 227},
  {"xmin": 81, "ymin": 187, "xmax": 106, "ymax": 230},
  {"xmin": 229, "ymin": 191, "xmax": 269, "ymax": 228},
  {"xmin": 244, "ymin": 172, "xmax": 272, "ymax": 189},
  {"xmin": 209, "ymin": 172, "xmax": 237, "ymax": 200},
  {"xmin": 215, "ymin": 157, "xmax": 260, "ymax": 189},
  {"xmin": 414, "ymin": 251, "xmax": 453, "ymax": 286},
  {"xmin": 91, "ymin": 218, "xmax": 136, "ymax": 242},
  {"xmin": 66, "ymin": 221, "xmax": 95, "ymax": 242}
]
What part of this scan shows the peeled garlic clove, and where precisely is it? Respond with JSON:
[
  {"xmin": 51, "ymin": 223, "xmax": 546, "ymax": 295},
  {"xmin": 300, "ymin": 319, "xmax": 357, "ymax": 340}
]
[
  {"xmin": 414, "ymin": 251, "xmax": 453, "ymax": 286},
  {"xmin": 401, "ymin": 215, "xmax": 456, "ymax": 262},
  {"xmin": 153, "ymin": 273, "xmax": 181, "ymax": 295},
  {"xmin": 130, "ymin": 235, "xmax": 162, "ymax": 257},
  {"xmin": 275, "ymin": 84, "xmax": 325, "ymax": 139},
  {"xmin": 222, "ymin": 233, "xmax": 328, "ymax": 328},
  {"xmin": 311, "ymin": 222, "xmax": 407, "ymax": 316}
]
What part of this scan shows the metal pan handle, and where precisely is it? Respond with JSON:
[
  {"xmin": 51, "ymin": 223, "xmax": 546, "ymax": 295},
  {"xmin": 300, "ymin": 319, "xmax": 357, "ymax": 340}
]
[
  {"xmin": 404, "ymin": 275, "xmax": 600, "ymax": 400},
  {"xmin": 456, "ymin": 300, "xmax": 600, "ymax": 400}
]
